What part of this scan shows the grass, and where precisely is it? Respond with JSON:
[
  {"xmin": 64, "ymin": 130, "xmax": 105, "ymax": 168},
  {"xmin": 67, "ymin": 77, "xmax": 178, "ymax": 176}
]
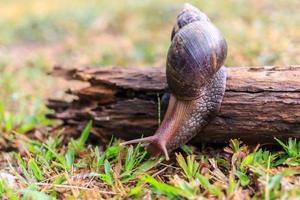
[
  {"xmin": 0, "ymin": 0, "xmax": 299, "ymax": 199},
  {"xmin": 1, "ymin": 130, "xmax": 300, "ymax": 199}
]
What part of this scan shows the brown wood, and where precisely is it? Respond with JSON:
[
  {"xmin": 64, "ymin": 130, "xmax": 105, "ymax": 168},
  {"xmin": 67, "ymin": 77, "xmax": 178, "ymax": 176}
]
[{"xmin": 47, "ymin": 65, "xmax": 300, "ymax": 144}]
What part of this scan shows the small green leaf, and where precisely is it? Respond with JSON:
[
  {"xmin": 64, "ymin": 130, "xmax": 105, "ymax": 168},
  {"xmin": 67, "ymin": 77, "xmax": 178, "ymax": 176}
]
[
  {"xmin": 197, "ymin": 174, "xmax": 222, "ymax": 197},
  {"xmin": 275, "ymin": 137, "xmax": 289, "ymax": 152},
  {"xmin": 105, "ymin": 146, "xmax": 119, "ymax": 160},
  {"xmin": 180, "ymin": 145, "xmax": 193, "ymax": 155},
  {"xmin": 28, "ymin": 159, "xmax": 43, "ymax": 181},
  {"xmin": 42, "ymin": 144, "xmax": 65, "ymax": 168},
  {"xmin": 15, "ymin": 153, "xmax": 31, "ymax": 181},
  {"xmin": 176, "ymin": 153, "xmax": 199, "ymax": 180},
  {"xmin": 44, "ymin": 137, "xmax": 61, "ymax": 162},
  {"xmin": 230, "ymin": 139, "xmax": 242, "ymax": 153},
  {"xmin": 141, "ymin": 174, "xmax": 190, "ymax": 198},
  {"xmin": 99, "ymin": 160, "xmax": 114, "ymax": 185},
  {"xmin": 78, "ymin": 120, "xmax": 92, "ymax": 148},
  {"xmin": 65, "ymin": 147, "xmax": 75, "ymax": 170},
  {"xmin": 122, "ymin": 157, "xmax": 162, "ymax": 182},
  {"xmin": 227, "ymin": 175, "xmax": 238, "ymax": 195},
  {"xmin": 275, "ymin": 137, "xmax": 300, "ymax": 159},
  {"xmin": 52, "ymin": 175, "xmax": 65, "ymax": 185},
  {"xmin": 240, "ymin": 154, "xmax": 254, "ymax": 172},
  {"xmin": 128, "ymin": 181, "xmax": 144, "ymax": 197},
  {"xmin": 94, "ymin": 146, "xmax": 105, "ymax": 167},
  {"xmin": 235, "ymin": 171, "xmax": 250, "ymax": 186}
]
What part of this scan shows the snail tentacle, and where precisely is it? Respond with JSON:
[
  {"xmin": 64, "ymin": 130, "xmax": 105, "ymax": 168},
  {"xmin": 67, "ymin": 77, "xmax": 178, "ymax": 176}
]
[{"xmin": 120, "ymin": 136, "xmax": 157, "ymax": 146}]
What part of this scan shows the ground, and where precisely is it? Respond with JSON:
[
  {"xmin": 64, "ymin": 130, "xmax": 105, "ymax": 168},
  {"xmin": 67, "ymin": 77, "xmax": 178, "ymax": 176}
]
[{"xmin": 0, "ymin": 0, "xmax": 300, "ymax": 199}]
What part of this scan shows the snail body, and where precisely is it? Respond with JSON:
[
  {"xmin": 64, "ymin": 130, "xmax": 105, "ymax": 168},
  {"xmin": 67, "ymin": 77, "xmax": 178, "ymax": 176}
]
[{"xmin": 122, "ymin": 4, "xmax": 227, "ymax": 160}]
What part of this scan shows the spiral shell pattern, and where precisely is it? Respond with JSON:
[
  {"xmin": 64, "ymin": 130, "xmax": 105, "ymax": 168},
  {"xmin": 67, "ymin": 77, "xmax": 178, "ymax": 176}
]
[{"xmin": 167, "ymin": 4, "xmax": 227, "ymax": 100}]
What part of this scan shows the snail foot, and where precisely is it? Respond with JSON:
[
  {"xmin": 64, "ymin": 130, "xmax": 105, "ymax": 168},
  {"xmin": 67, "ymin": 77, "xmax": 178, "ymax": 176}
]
[{"xmin": 120, "ymin": 136, "xmax": 170, "ymax": 161}]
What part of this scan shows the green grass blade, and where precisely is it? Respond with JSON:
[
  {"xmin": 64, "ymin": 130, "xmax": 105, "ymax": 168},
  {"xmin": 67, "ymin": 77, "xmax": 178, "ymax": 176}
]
[
  {"xmin": 28, "ymin": 159, "xmax": 43, "ymax": 181},
  {"xmin": 78, "ymin": 120, "xmax": 92, "ymax": 148},
  {"xmin": 197, "ymin": 174, "xmax": 222, "ymax": 197},
  {"xmin": 235, "ymin": 171, "xmax": 250, "ymax": 187},
  {"xmin": 141, "ymin": 174, "xmax": 190, "ymax": 198},
  {"xmin": 65, "ymin": 147, "xmax": 75, "ymax": 170}
]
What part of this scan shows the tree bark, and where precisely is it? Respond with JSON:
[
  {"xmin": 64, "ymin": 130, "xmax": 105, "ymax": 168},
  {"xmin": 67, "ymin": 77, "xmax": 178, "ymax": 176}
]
[{"xmin": 47, "ymin": 65, "xmax": 300, "ymax": 144}]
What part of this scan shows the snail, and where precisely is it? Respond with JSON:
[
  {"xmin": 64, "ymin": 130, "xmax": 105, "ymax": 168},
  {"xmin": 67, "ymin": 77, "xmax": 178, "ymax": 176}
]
[{"xmin": 121, "ymin": 3, "xmax": 227, "ymax": 160}]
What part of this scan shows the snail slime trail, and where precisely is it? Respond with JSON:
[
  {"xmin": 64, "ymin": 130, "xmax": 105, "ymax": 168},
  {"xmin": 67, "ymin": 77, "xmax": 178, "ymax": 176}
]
[{"xmin": 121, "ymin": 3, "xmax": 227, "ymax": 160}]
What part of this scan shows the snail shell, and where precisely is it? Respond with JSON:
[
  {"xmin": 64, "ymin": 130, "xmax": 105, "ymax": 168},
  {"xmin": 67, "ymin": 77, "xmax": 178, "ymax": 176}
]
[
  {"xmin": 167, "ymin": 4, "xmax": 227, "ymax": 100},
  {"xmin": 121, "ymin": 4, "xmax": 227, "ymax": 160}
]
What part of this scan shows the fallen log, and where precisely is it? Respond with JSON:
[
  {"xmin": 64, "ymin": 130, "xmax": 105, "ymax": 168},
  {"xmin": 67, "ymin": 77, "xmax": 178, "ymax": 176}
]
[{"xmin": 47, "ymin": 65, "xmax": 300, "ymax": 144}]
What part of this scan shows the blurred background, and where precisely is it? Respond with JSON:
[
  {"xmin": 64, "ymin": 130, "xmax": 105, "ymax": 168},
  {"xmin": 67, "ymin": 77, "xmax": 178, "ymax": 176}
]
[{"xmin": 0, "ymin": 0, "xmax": 299, "ymax": 133}]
